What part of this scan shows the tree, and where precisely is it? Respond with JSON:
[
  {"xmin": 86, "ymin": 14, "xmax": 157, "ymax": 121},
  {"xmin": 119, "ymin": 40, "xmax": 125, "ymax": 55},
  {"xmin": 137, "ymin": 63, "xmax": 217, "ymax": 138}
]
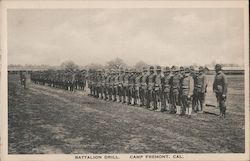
[
  {"xmin": 85, "ymin": 63, "xmax": 103, "ymax": 70},
  {"xmin": 134, "ymin": 61, "xmax": 149, "ymax": 71},
  {"xmin": 61, "ymin": 60, "xmax": 79, "ymax": 72},
  {"xmin": 106, "ymin": 58, "xmax": 127, "ymax": 70}
]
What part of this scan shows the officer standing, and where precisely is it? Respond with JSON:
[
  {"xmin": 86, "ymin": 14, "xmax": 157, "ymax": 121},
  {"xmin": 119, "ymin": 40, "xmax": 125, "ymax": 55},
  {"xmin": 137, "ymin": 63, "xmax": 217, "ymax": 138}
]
[
  {"xmin": 213, "ymin": 64, "xmax": 228, "ymax": 118},
  {"xmin": 180, "ymin": 68, "xmax": 194, "ymax": 118}
]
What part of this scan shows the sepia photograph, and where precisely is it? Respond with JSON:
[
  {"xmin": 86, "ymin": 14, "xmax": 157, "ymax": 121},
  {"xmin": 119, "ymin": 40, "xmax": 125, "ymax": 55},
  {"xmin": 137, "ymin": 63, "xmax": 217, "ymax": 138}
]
[{"xmin": 1, "ymin": 1, "xmax": 249, "ymax": 161}]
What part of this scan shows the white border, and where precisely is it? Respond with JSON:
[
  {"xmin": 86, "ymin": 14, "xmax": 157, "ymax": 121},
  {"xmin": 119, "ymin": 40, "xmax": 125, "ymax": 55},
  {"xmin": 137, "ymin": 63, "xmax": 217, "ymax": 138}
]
[{"xmin": 1, "ymin": 1, "xmax": 249, "ymax": 161}]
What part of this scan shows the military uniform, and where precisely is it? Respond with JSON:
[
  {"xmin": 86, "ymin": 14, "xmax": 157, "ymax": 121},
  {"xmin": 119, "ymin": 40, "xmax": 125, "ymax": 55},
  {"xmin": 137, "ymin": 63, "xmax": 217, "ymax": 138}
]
[
  {"xmin": 170, "ymin": 67, "xmax": 181, "ymax": 114},
  {"xmin": 162, "ymin": 67, "xmax": 172, "ymax": 111},
  {"xmin": 213, "ymin": 64, "xmax": 228, "ymax": 117},
  {"xmin": 114, "ymin": 72, "xmax": 119, "ymax": 102},
  {"xmin": 147, "ymin": 66, "xmax": 156, "ymax": 109},
  {"xmin": 128, "ymin": 70, "xmax": 136, "ymax": 105},
  {"xmin": 190, "ymin": 67, "xmax": 199, "ymax": 112},
  {"xmin": 135, "ymin": 71, "xmax": 142, "ymax": 106},
  {"xmin": 180, "ymin": 68, "xmax": 194, "ymax": 117},
  {"xmin": 196, "ymin": 67, "xmax": 208, "ymax": 113},
  {"xmin": 118, "ymin": 70, "xmax": 125, "ymax": 102},
  {"xmin": 123, "ymin": 70, "xmax": 130, "ymax": 103},
  {"xmin": 140, "ymin": 68, "xmax": 149, "ymax": 107},
  {"xmin": 154, "ymin": 66, "xmax": 163, "ymax": 111}
]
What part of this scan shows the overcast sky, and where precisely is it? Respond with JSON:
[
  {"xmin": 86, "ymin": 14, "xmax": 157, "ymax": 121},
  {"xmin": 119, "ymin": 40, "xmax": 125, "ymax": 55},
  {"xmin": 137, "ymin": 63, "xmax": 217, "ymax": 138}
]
[{"xmin": 7, "ymin": 8, "xmax": 244, "ymax": 66}]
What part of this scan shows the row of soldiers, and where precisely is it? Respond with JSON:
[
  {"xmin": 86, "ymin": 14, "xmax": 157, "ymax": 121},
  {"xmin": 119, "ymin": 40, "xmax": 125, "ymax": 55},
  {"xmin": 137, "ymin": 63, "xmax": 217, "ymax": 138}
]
[
  {"xmin": 88, "ymin": 64, "xmax": 228, "ymax": 118},
  {"xmin": 30, "ymin": 69, "xmax": 87, "ymax": 91},
  {"xmin": 88, "ymin": 65, "xmax": 209, "ymax": 117},
  {"xmin": 28, "ymin": 64, "xmax": 227, "ymax": 118}
]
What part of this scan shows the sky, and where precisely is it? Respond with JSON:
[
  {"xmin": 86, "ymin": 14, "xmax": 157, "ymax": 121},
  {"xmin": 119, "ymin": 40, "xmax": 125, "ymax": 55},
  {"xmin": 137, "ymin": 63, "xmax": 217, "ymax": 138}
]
[{"xmin": 7, "ymin": 8, "xmax": 244, "ymax": 66}]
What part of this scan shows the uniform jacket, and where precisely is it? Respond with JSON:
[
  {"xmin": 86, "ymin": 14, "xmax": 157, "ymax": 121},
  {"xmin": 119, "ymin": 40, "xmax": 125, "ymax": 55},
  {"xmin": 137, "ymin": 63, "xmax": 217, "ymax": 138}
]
[
  {"xmin": 181, "ymin": 74, "xmax": 194, "ymax": 96},
  {"xmin": 213, "ymin": 71, "xmax": 228, "ymax": 95},
  {"xmin": 196, "ymin": 73, "xmax": 208, "ymax": 93},
  {"xmin": 163, "ymin": 74, "xmax": 172, "ymax": 92}
]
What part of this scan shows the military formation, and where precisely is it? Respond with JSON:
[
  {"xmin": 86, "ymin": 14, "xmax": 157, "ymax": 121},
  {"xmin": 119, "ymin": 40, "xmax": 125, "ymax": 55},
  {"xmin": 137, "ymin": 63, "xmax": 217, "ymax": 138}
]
[
  {"xmin": 30, "ymin": 69, "xmax": 87, "ymax": 91},
  {"xmin": 88, "ymin": 64, "xmax": 228, "ymax": 118},
  {"xmin": 29, "ymin": 64, "xmax": 228, "ymax": 118}
]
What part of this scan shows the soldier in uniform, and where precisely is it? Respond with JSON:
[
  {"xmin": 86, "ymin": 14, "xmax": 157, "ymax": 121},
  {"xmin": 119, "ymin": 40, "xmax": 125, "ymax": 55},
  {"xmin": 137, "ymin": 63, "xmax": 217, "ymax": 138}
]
[
  {"xmin": 96, "ymin": 69, "xmax": 102, "ymax": 98},
  {"xmin": 104, "ymin": 70, "xmax": 110, "ymax": 100},
  {"xmin": 140, "ymin": 67, "xmax": 149, "ymax": 107},
  {"xmin": 106, "ymin": 70, "xmax": 113, "ymax": 101},
  {"xmin": 100, "ymin": 69, "xmax": 106, "ymax": 99},
  {"xmin": 170, "ymin": 66, "xmax": 181, "ymax": 114},
  {"xmin": 128, "ymin": 69, "xmax": 136, "ymax": 105},
  {"xmin": 114, "ymin": 70, "xmax": 119, "ymax": 102},
  {"xmin": 135, "ymin": 70, "xmax": 142, "ymax": 106},
  {"xmin": 162, "ymin": 66, "xmax": 172, "ymax": 112},
  {"xmin": 154, "ymin": 66, "xmax": 163, "ymax": 111},
  {"xmin": 190, "ymin": 66, "xmax": 199, "ymax": 112},
  {"xmin": 123, "ymin": 69, "xmax": 130, "ymax": 104},
  {"xmin": 213, "ymin": 64, "xmax": 228, "ymax": 118},
  {"xmin": 118, "ymin": 68, "xmax": 125, "ymax": 102},
  {"xmin": 196, "ymin": 66, "xmax": 208, "ymax": 113},
  {"xmin": 180, "ymin": 68, "xmax": 194, "ymax": 118},
  {"xmin": 147, "ymin": 66, "xmax": 156, "ymax": 110},
  {"xmin": 109, "ymin": 70, "xmax": 115, "ymax": 101}
]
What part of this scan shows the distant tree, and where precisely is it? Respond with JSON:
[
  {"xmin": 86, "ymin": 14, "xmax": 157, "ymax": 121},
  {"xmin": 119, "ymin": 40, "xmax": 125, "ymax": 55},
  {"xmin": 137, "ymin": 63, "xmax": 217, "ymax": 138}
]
[
  {"xmin": 85, "ymin": 63, "xmax": 103, "ymax": 70},
  {"xmin": 134, "ymin": 61, "xmax": 149, "ymax": 71},
  {"xmin": 61, "ymin": 60, "xmax": 79, "ymax": 72},
  {"xmin": 106, "ymin": 58, "xmax": 127, "ymax": 70}
]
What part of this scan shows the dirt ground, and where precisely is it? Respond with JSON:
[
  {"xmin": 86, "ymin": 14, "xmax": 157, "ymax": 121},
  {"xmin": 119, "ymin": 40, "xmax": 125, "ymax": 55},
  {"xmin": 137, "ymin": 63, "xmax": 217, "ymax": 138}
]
[{"xmin": 8, "ymin": 74, "xmax": 245, "ymax": 154}]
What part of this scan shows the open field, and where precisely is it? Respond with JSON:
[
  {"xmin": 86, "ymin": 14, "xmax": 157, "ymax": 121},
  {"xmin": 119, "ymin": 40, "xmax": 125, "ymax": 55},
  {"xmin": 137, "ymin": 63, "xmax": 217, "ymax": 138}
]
[{"xmin": 8, "ymin": 74, "xmax": 245, "ymax": 154}]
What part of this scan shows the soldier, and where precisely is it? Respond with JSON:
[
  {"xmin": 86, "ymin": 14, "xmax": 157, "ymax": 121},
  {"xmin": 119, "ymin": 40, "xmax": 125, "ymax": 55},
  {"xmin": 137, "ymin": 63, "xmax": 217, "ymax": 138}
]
[
  {"xmin": 135, "ymin": 70, "xmax": 142, "ymax": 106},
  {"xmin": 162, "ymin": 67, "xmax": 172, "ymax": 112},
  {"xmin": 128, "ymin": 69, "xmax": 136, "ymax": 105},
  {"xmin": 154, "ymin": 66, "xmax": 163, "ymax": 112},
  {"xmin": 118, "ymin": 68, "xmax": 125, "ymax": 102},
  {"xmin": 104, "ymin": 70, "xmax": 110, "ymax": 100},
  {"xmin": 147, "ymin": 66, "xmax": 156, "ymax": 110},
  {"xmin": 213, "ymin": 64, "xmax": 228, "ymax": 118},
  {"xmin": 170, "ymin": 66, "xmax": 181, "ymax": 114},
  {"xmin": 180, "ymin": 68, "xmax": 194, "ymax": 118},
  {"xmin": 179, "ymin": 66, "xmax": 185, "ymax": 109},
  {"xmin": 190, "ymin": 66, "xmax": 199, "ymax": 112},
  {"xmin": 114, "ymin": 70, "xmax": 119, "ymax": 102},
  {"xmin": 100, "ymin": 69, "xmax": 106, "ymax": 99},
  {"xmin": 106, "ymin": 70, "xmax": 113, "ymax": 101},
  {"xmin": 123, "ymin": 69, "xmax": 130, "ymax": 104},
  {"xmin": 109, "ymin": 70, "xmax": 115, "ymax": 101},
  {"xmin": 196, "ymin": 66, "xmax": 208, "ymax": 113},
  {"xmin": 88, "ymin": 69, "xmax": 94, "ymax": 95},
  {"xmin": 96, "ymin": 69, "xmax": 102, "ymax": 98},
  {"xmin": 140, "ymin": 67, "xmax": 149, "ymax": 107}
]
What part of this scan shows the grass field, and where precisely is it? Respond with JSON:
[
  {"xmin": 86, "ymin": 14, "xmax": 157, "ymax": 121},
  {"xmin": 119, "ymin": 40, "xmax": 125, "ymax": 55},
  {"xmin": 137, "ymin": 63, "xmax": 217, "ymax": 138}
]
[{"xmin": 8, "ymin": 74, "xmax": 245, "ymax": 154}]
